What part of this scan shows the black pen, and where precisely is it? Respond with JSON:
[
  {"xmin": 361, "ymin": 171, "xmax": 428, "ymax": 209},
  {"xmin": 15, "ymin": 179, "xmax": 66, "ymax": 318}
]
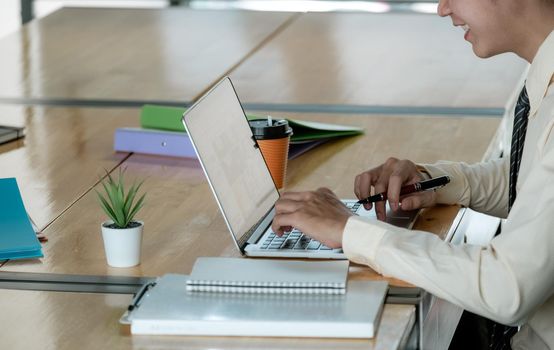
[
  {"xmin": 357, "ymin": 175, "xmax": 450, "ymax": 204},
  {"xmin": 128, "ymin": 281, "xmax": 157, "ymax": 312}
]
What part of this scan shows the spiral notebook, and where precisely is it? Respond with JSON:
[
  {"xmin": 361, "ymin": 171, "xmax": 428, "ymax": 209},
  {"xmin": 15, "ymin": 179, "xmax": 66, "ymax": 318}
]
[{"xmin": 186, "ymin": 257, "xmax": 349, "ymax": 294}]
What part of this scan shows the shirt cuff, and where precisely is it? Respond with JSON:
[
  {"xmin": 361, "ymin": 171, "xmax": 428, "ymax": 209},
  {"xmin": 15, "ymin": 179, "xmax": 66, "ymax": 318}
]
[
  {"xmin": 418, "ymin": 162, "xmax": 467, "ymax": 205},
  {"xmin": 342, "ymin": 216, "xmax": 389, "ymax": 273}
]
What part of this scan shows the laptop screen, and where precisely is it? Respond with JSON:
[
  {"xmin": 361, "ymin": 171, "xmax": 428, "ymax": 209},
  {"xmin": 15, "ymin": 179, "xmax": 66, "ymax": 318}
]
[{"xmin": 183, "ymin": 78, "xmax": 279, "ymax": 247}]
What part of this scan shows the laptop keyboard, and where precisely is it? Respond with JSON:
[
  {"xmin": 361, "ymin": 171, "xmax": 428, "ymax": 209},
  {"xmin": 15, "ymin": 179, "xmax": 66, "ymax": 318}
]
[{"xmin": 260, "ymin": 201, "xmax": 361, "ymax": 251}]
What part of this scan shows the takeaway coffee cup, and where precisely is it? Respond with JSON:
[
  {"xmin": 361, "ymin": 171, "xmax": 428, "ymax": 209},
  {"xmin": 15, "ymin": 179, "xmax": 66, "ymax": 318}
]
[{"xmin": 249, "ymin": 117, "xmax": 293, "ymax": 189}]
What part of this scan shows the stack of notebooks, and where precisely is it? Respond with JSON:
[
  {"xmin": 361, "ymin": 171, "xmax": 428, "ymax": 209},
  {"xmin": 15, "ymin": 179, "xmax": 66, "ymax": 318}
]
[
  {"xmin": 122, "ymin": 257, "xmax": 389, "ymax": 338},
  {"xmin": 0, "ymin": 125, "xmax": 25, "ymax": 145},
  {"xmin": 0, "ymin": 178, "xmax": 43, "ymax": 260},
  {"xmin": 114, "ymin": 105, "xmax": 364, "ymax": 160}
]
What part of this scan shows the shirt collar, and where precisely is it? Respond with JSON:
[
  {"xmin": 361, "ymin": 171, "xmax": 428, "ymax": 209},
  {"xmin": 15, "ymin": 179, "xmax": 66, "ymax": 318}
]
[{"xmin": 527, "ymin": 30, "xmax": 554, "ymax": 118}]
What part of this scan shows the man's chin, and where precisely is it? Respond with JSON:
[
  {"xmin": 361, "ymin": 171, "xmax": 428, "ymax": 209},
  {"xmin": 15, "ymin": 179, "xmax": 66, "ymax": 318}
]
[
  {"xmin": 474, "ymin": 51, "xmax": 493, "ymax": 59},
  {"xmin": 471, "ymin": 44, "xmax": 505, "ymax": 59}
]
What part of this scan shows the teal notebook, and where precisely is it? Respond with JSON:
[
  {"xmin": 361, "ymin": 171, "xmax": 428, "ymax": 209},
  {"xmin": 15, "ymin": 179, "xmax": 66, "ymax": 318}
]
[
  {"xmin": 140, "ymin": 104, "xmax": 364, "ymax": 142},
  {"xmin": 0, "ymin": 178, "xmax": 43, "ymax": 260}
]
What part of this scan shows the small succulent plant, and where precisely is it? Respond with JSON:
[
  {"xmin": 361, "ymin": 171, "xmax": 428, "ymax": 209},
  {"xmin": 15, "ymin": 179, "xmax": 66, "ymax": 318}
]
[{"xmin": 96, "ymin": 168, "xmax": 145, "ymax": 229}]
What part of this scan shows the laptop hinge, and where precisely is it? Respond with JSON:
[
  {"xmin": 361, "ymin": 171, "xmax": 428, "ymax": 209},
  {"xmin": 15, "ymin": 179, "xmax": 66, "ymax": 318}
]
[{"xmin": 240, "ymin": 207, "xmax": 275, "ymax": 250}]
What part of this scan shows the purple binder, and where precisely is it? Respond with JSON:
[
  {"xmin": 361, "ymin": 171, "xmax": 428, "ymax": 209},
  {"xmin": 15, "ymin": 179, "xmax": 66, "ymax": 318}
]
[
  {"xmin": 114, "ymin": 128, "xmax": 197, "ymax": 158},
  {"xmin": 114, "ymin": 127, "xmax": 329, "ymax": 159}
]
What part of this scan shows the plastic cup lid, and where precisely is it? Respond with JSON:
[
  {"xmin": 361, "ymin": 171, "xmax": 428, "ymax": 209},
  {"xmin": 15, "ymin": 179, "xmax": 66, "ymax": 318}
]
[{"xmin": 249, "ymin": 118, "xmax": 293, "ymax": 140}]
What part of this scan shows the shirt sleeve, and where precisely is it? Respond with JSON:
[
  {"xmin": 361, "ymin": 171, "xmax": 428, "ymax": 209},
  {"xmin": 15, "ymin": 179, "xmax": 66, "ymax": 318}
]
[
  {"xmin": 342, "ymin": 151, "xmax": 554, "ymax": 325},
  {"xmin": 420, "ymin": 158, "xmax": 510, "ymax": 218}
]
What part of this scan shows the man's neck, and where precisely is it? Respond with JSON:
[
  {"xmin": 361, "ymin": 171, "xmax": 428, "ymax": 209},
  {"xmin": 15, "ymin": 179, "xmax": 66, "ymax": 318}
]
[{"xmin": 516, "ymin": 8, "xmax": 554, "ymax": 63}]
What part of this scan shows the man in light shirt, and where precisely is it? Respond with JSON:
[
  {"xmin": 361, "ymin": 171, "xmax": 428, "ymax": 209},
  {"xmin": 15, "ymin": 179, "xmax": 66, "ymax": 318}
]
[{"xmin": 272, "ymin": 0, "xmax": 554, "ymax": 349}]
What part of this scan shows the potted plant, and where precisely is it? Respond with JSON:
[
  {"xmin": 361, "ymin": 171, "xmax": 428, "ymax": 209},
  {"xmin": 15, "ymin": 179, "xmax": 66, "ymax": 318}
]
[{"xmin": 96, "ymin": 169, "xmax": 146, "ymax": 268}]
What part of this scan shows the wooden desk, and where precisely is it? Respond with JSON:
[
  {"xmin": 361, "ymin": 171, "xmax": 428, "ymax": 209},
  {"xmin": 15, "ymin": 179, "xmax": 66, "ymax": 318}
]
[
  {"xmin": 0, "ymin": 105, "xmax": 139, "ymax": 229},
  {"xmin": 229, "ymin": 12, "xmax": 527, "ymax": 109},
  {"xmin": 0, "ymin": 112, "xmax": 499, "ymax": 349},
  {"xmin": 1, "ymin": 112, "xmax": 500, "ymax": 280},
  {"xmin": 0, "ymin": 289, "xmax": 415, "ymax": 350},
  {"xmin": 0, "ymin": 8, "xmax": 294, "ymax": 102}
]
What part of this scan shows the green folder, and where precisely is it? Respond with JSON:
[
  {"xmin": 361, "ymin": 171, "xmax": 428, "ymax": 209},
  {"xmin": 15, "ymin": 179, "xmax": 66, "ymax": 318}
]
[
  {"xmin": 140, "ymin": 105, "xmax": 187, "ymax": 132},
  {"xmin": 140, "ymin": 104, "xmax": 364, "ymax": 143}
]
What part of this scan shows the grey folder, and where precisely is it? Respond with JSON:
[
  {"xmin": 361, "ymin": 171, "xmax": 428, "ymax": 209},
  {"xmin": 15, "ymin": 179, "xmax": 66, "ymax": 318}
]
[{"xmin": 123, "ymin": 274, "xmax": 388, "ymax": 338}]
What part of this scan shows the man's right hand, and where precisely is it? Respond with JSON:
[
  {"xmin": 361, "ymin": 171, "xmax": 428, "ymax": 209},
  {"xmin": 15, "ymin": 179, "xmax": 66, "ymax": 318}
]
[{"xmin": 354, "ymin": 157, "xmax": 437, "ymax": 221}]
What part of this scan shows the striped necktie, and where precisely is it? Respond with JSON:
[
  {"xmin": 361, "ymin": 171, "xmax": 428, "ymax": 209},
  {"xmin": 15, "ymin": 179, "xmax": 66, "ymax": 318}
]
[
  {"xmin": 489, "ymin": 86, "xmax": 530, "ymax": 350},
  {"xmin": 508, "ymin": 86, "xmax": 530, "ymax": 210}
]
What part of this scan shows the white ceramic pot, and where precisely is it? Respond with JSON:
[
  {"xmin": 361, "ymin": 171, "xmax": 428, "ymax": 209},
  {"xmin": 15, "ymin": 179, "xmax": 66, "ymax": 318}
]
[{"xmin": 101, "ymin": 220, "xmax": 143, "ymax": 268}]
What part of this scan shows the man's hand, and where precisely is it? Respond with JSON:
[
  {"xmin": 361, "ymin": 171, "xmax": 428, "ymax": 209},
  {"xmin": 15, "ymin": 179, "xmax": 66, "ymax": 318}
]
[
  {"xmin": 272, "ymin": 188, "xmax": 353, "ymax": 249},
  {"xmin": 354, "ymin": 157, "xmax": 437, "ymax": 221}
]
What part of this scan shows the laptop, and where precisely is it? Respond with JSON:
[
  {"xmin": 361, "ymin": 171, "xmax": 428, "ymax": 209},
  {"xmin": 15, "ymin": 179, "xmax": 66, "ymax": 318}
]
[{"xmin": 182, "ymin": 77, "xmax": 418, "ymax": 259}]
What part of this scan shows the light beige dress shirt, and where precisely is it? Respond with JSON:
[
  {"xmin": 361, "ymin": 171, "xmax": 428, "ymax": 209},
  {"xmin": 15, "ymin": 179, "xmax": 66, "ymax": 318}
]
[{"xmin": 343, "ymin": 30, "xmax": 554, "ymax": 350}]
